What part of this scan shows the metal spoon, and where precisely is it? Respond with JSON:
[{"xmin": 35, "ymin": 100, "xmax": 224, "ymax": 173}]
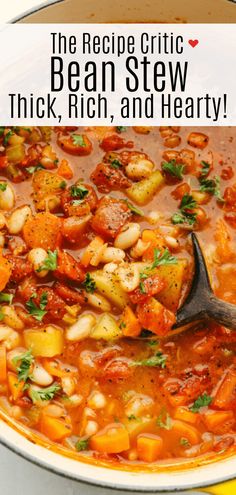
[{"xmin": 174, "ymin": 233, "xmax": 236, "ymax": 330}]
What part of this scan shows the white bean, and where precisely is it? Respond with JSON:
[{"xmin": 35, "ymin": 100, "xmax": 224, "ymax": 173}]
[
  {"xmin": 61, "ymin": 376, "xmax": 75, "ymax": 396},
  {"xmin": 0, "ymin": 183, "xmax": 15, "ymax": 211},
  {"xmin": 164, "ymin": 235, "xmax": 179, "ymax": 251},
  {"xmin": 146, "ymin": 210, "xmax": 162, "ymax": 225},
  {"xmin": 7, "ymin": 206, "xmax": 32, "ymax": 234},
  {"xmin": 103, "ymin": 262, "xmax": 118, "ymax": 274},
  {"xmin": 88, "ymin": 391, "xmax": 107, "ymax": 410},
  {"xmin": 31, "ymin": 362, "xmax": 53, "ymax": 386},
  {"xmin": 0, "ymin": 213, "xmax": 6, "ymax": 230},
  {"xmin": 130, "ymin": 239, "xmax": 150, "ymax": 259},
  {"xmin": 101, "ymin": 247, "xmax": 125, "ymax": 264},
  {"xmin": 66, "ymin": 314, "xmax": 96, "ymax": 341},
  {"xmin": 1, "ymin": 306, "xmax": 24, "ymax": 330},
  {"xmin": 116, "ymin": 263, "xmax": 140, "ymax": 292},
  {"xmin": 28, "ymin": 247, "xmax": 48, "ymax": 278},
  {"xmin": 0, "ymin": 325, "xmax": 20, "ymax": 350},
  {"xmin": 84, "ymin": 420, "xmax": 98, "ymax": 436},
  {"xmin": 114, "ymin": 223, "xmax": 141, "ymax": 250},
  {"xmin": 66, "ymin": 394, "xmax": 83, "ymax": 408},
  {"xmin": 126, "ymin": 158, "xmax": 154, "ymax": 180},
  {"xmin": 86, "ymin": 292, "xmax": 111, "ymax": 312}
]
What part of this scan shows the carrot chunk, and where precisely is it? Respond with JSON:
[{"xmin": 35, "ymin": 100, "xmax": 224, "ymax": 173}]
[
  {"xmin": 8, "ymin": 372, "xmax": 24, "ymax": 401},
  {"xmin": 40, "ymin": 415, "xmax": 72, "ymax": 442},
  {"xmin": 0, "ymin": 254, "xmax": 12, "ymax": 291},
  {"xmin": 57, "ymin": 159, "xmax": 73, "ymax": 179},
  {"xmin": 0, "ymin": 346, "xmax": 7, "ymax": 382},
  {"xmin": 120, "ymin": 306, "xmax": 141, "ymax": 337},
  {"xmin": 173, "ymin": 406, "xmax": 199, "ymax": 425},
  {"xmin": 23, "ymin": 212, "xmax": 62, "ymax": 250},
  {"xmin": 137, "ymin": 434, "xmax": 163, "ymax": 462},
  {"xmin": 90, "ymin": 424, "xmax": 130, "ymax": 453}
]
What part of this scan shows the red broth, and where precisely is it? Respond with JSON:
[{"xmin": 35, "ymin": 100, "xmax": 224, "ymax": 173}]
[{"xmin": 0, "ymin": 125, "xmax": 235, "ymax": 469}]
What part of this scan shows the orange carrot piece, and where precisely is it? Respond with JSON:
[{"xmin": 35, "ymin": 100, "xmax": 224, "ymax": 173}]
[
  {"xmin": 137, "ymin": 434, "xmax": 163, "ymax": 462},
  {"xmin": 81, "ymin": 236, "xmax": 104, "ymax": 267},
  {"xmin": 57, "ymin": 159, "xmax": 74, "ymax": 180},
  {"xmin": 171, "ymin": 420, "xmax": 201, "ymax": 445},
  {"xmin": 120, "ymin": 306, "xmax": 141, "ymax": 337},
  {"xmin": 8, "ymin": 372, "xmax": 24, "ymax": 401},
  {"xmin": 0, "ymin": 255, "xmax": 12, "ymax": 292},
  {"xmin": 90, "ymin": 424, "xmax": 130, "ymax": 453},
  {"xmin": 23, "ymin": 212, "xmax": 62, "ymax": 250},
  {"xmin": 213, "ymin": 369, "xmax": 236, "ymax": 409},
  {"xmin": 0, "ymin": 346, "xmax": 7, "ymax": 382},
  {"xmin": 203, "ymin": 410, "xmax": 234, "ymax": 431},
  {"xmin": 173, "ymin": 406, "xmax": 199, "ymax": 425},
  {"xmin": 167, "ymin": 395, "xmax": 187, "ymax": 407},
  {"xmin": 40, "ymin": 415, "xmax": 72, "ymax": 442}
]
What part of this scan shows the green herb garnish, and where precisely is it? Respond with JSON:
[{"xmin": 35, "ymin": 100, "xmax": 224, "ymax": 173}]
[
  {"xmin": 200, "ymin": 161, "xmax": 210, "ymax": 178},
  {"xmin": 70, "ymin": 184, "xmax": 89, "ymax": 199},
  {"xmin": 180, "ymin": 437, "xmax": 190, "ymax": 447},
  {"xmin": 162, "ymin": 160, "xmax": 185, "ymax": 180},
  {"xmin": 26, "ymin": 292, "xmax": 48, "ymax": 321},
  {"xmin": 0, "ymin": 292, "xmax": 13, "ymax": 304},
  {"xmin": 3, "ymin": 130, "xmax": 14, "ymax": 146},
  {"xmin": 116, "ymin": 126, "xmax": 127, "ymax": 133},
  {"xmin": 37, "ymin": 250, "xmax": 57, "ymax": 273},
  {"xmin": 156, "ymin": 410, "xmax": 172, "ymax": 430},
  {"xmin": 72, "ymin": 134, "xmax": 85, "ymax": 147},
  {"xmin": 26, "ymin": 164, "xmax": 44, "ymax": 174},
  {"xmin": 124, "ymin": 200, "xmax": 144, "ymax": 217},
  {"xmin": 200, "ymin": 176, "xmax": 224, "ymax": 202},
  {"xmin": 140, "ymin": 248, "xmax": 177, "ymax": 281},
  {"xmin": 172, "ymin": 194, "xmax": 197, "ymax": 226},
  {"xmin": 83, "ymin": 273, "xmax": 96, "ymax": 294},
  {"xmin": 59, "ymin": 180, "xmax": 67, "ymax": 189},
  {"xmin": 30, "ymin": 383, "xmax": 61, "ymax": 403},
  {"xmin": 190, "ymin": 393, "xmax": 212, "ymax": 413},
  {"xmin": 110, "ymin": 159, "xmax": 122, "ymax": 169},
  {"xmin": 130, "ymin": 351, "xmax": 166, "ymax": 369},
  {"xmin": 0, "ymin": 183, "xmax": 7, "ymax": 192},
  {"xmin": 75, "ymin": 438, "xmax": 89, "ymax": 452},
  {"xmin": 12, "ymin": 350, "xmax": 34, "ymax": 384}
]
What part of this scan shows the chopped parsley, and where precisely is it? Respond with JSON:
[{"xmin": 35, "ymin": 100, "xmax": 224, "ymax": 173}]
[
  {"xmin": 139, "ymin": 281, "xmax": 146, "ymax": 294},
  {"xmin": 116, "ymin": 126, "xmax": 127, "ymax": 133},
  {"xmin": 146, "ymin": 339, "xmax": 159, "ymax": 347},
  {"xmin": 0, "ymin": 292, "xmax": 13, "ymax": 304},
  {"xmin": 110, "ymin": 159, "xmax": 122, "ymax": 169},
  {"xmin": 37, "ymin": 250, "xmax": 58, "ymax": 272},
  {"xmin": 172, "ymin": 194, "xmax": 197, "ymax": 226},
  {"xmin": 59, "ymin": 180, "xmax": 67, "ymax": 189},
  {"xmin": 162, "ymin": 160, "xmax": 185, "ymax": 180},
  {"xmin": 200, "ymin": 160, "xmax": 210, "ymax": 178},
  {"xmin": 30, "ymin": 383, "xmax": 61, "ymax": 403},
  {"xmin": 130, "ymin": 351, "xmax": 166, "ymax": 369},
  {"xmin": 200, "ymin": 176, "xmax": 224, "ymax": 202},
  {"xmin": 26, "ymin": 164, "xmax": 44, "ymax": 174},
  {"xmin": 26, "ymin": 292, "xmax": 48, "ymax": 321},
  {"xmin": 70, "ymin": 184, "xmax": 89, "ymax": 199},
  {"xmin": 83, "ymin": 273, "xmax": 96, "ymax": 294},
  {"xmin": 180, "ymin": 437, "xmax": 190, "ymax": 447},
  {"xmin": 0, "ymin": 127, "xmax": 5, "ymax": 136},
  {"xmin": 3, "ymin": 130, "xmax": 14, "ymax": 146},
  {"xmin": 124, "ymin": 200, "xmax": 144, "ymax": 217},
  {"xmin": 0, "ymin": 183, "xmax": 7, "ymax": 192},
  {"xmin": 140, "ymin": 248, "xmax": 177, "ymax": 281},
  {"xmin": 12, "ymin": 350, "xmax": 34, "ymax": 384},
  {"xmin": 0, "ymin": 309, "xmax": 4, "ymax": 321},
  {"xmin": 156, "ymin": 410, "xmax": 172, "ymax": 430},
  {"xmin": 190, "ymin": 393, "xmax": 212, "ymax": 413},
  {"xmin": 75, "ymin": 438, "xmax": 89, "ymax": 452},
  {"xmin": 127, "ymin": 414, "xmax": 138, "ymax": 421},
  {"xmin": 119, "ymin": 321, "xmax": 126, "ymax": 330},
  {"xmin": 72, "ymin": 134, "xmax": 85, "ymax": 147}
]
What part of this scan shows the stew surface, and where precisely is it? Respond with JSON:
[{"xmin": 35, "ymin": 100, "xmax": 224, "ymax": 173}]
[{"xmin": 0, "ymin": 125, "xmax": 235, "ymax": 469}]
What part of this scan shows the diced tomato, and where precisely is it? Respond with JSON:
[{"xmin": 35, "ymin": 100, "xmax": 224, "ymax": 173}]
[
  {"xmin": 35, "ymin": 287, "xmax": 66, "ymax": 321},
  {"xmin": 0, "ymin": 156, "xmax": 8, "ymax": 169},
  {"xmin": 90, "ymin": 162, "xmax": 131, "ymax": 193},
  {"xmin": 54, "ymin": 250, "xmax": 85, "ymax": 283},
  {"xmin": 57, "ymin": 159, "xmax": 74, "ymax": 179},
  {"xmin": 221, "ymin": 166, "xmax": 234, "ymax": 181},
  {"xmin": 57, "ymin": 134, "xmax": 92, "ymax": 156},
  {"xmin": 91, "ymin": 197, "xmax": 132, "ymax": 239},
  {"xmin": 101, "ymin": 358, "xmax": 134, "ymax": 382},
  {"xmin": 61, "ymin": 215, "xmax": 91, "ymax": 244},
  {"xmin": 54, "ymin": 282, "xmax": 86, "ymax": 305},
  {"xmin": 6, "ymin": 255, "xmax": 33, "ymax": 283},
  {"xmin": 137, "ymin": 297, "xmax": 175, "ymax": 336},
  {"xmin": 61, "ymin": 184, "xmax": 98, "ymax": 217},
  {"xmin": 17, "ymin": 276, "xmax": 37, "ymax": 302},
  {"xmin": 224, "ymin": 211, "xmax": 236, "ymax": 229},
  {"xmin": 129, "ymin": 274, "xmax": 166, "ymax": 304},
  {"xmin": 223, "ymin": 185, "xmax": 236, "ymax": 207},
  {"xmin": 100, "ymin": 135, "xmax": 133, "ymax": 152},
  {"xmin": 171, "ymin": 182, "xmax": 191, "ymax": 200}
]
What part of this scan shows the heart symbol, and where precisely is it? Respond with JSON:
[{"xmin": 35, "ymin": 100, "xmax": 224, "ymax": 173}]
[{"xmin": 188, "ymin": 39, "xmax": 199, "ymax": 48}]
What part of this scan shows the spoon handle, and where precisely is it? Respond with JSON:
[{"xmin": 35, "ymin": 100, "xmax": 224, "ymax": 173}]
[{"xmin": 208, "ymin": 294, "xmax": 236, "ymax": 330}]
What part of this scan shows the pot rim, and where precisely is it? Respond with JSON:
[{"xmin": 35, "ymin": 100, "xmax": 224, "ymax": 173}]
[
  {"xmin": 0, "ymin": 419, "xmax": 235, "ymax": 491},
  {"xmin": 10, "ymin": 0, "xmax": 63, "ymax": 24}
]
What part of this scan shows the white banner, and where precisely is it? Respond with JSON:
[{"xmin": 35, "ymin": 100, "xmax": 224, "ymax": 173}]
[{"xmin": 0, "ymin": 23, "xmax": 236, "ymax": 125}]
